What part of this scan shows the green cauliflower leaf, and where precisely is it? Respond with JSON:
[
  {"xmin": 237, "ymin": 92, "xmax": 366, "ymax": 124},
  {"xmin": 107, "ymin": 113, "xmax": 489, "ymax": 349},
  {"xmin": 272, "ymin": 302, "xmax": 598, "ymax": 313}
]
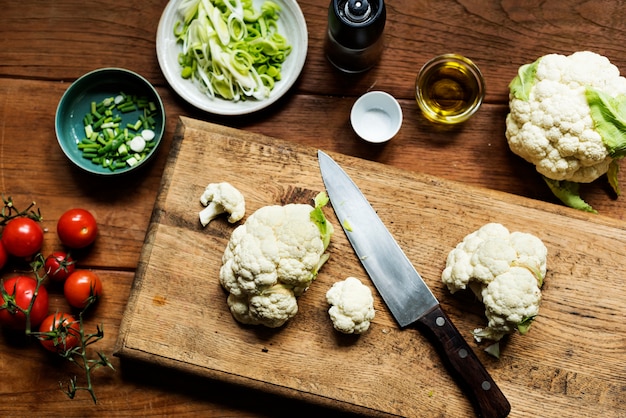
[
  {"xmin": 542, "ymin": 176, "xmax": 597, "ymax": 213},
  {"xmin": 585, "ymin": 88, "xmax": 626, "ymax": 158},
  {"xmin": 310, "ymin": 191, "xmax": 334, "ymax": 250},
  {"xmin": 509, "ymin": 59, "xmax": 540, "ymax": 101}
]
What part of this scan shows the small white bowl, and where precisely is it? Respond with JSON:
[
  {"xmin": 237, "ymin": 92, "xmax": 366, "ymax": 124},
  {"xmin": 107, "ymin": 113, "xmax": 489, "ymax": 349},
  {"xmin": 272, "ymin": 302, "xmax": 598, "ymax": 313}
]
[{"xmin": 350, "ymin": 91, "xmax": 403, "ymax": 143}]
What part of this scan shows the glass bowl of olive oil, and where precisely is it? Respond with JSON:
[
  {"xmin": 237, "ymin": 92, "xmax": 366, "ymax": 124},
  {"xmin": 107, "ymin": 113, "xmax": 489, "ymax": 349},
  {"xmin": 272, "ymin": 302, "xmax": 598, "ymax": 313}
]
[{"xmin": 415, "ymin": 54, "xmax": 485, "ymax": 124}]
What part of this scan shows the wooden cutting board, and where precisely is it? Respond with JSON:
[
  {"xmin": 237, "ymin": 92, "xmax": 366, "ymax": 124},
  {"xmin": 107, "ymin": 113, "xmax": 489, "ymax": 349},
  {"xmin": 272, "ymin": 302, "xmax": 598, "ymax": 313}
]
[{"xmin": 114, "ymin": 116, "xmax": 626, "ymax": 418}]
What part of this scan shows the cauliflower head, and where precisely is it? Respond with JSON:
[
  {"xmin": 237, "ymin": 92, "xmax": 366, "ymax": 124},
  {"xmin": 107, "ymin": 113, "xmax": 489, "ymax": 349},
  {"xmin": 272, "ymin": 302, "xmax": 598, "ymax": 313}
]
[
  {"xmin": 506, "ymin": 51, "xmax": 626, "ymax": 212},
  {"xmin": 441, "ymin": 223, "xmax": 547, "ymax": 342},
  {"xmin": 219, "ymin": 193, "xmax": 333, "ymax": 328},
  {"xmin": 326, "ymin": 277, "xmax": 375, "ymax": 334}
]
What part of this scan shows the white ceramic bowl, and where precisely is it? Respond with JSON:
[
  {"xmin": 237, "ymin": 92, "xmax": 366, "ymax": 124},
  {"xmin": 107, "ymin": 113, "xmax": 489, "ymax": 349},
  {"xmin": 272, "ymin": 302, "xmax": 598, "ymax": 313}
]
[
  {"xmin": 350, "ymin": 91, "xmax": 403, "ymax": 143},
  {"xmin": 156, "ymin": 0, "xmax": 308, "ymax": 115}
]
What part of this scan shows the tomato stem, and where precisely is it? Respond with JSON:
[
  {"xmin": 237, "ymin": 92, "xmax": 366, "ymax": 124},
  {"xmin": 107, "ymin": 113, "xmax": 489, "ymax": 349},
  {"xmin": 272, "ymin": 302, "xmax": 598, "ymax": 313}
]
[
  {"xmin": 22, "ymin": 254, "xmax": 48, "ymax": 334},
  {"xmin": 0, "ymin": 195, "xmax": 42, "ymax": 226},
  {"xmin": 59, "ymin": 296, "xmax": 114, "ymax": 404}
]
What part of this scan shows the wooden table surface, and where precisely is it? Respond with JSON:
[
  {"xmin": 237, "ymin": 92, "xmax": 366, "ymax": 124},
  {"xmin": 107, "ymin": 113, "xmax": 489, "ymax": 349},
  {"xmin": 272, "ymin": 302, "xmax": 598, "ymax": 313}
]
[{"xmin": 1, "ymin": 1, "xmax": 625, "ymax": 416}]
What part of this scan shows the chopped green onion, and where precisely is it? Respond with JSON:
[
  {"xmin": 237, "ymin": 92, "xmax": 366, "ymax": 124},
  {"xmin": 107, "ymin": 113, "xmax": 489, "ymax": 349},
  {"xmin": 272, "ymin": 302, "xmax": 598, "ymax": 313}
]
[
  {"xmin": 128, "ymin": 120, "xmax": 142, "ymax": 131},
  {"xmin": 78, "ymin": 142, "xmax": 99, "ymax": 150},
  {"xmin": 100, "ymin": 122, "xmax": 118, "ymax": 129},
  {"xmin": 78, "ymin": 92, "xmax": 159, "ymax": 170},
  {"xmin": 141, "ymin": 129, "xmax": 155, "ymax": 141},
  {"xmin": 117, "ymin": 103, "xmax": 137, "ymax": 113},
  {"xmin": 129, "ymin": 136, "xmax": 146, "ymax": 153},
  {"xmin": 126, "ymin": 156, "xmax": 139, "ymax": 167}
]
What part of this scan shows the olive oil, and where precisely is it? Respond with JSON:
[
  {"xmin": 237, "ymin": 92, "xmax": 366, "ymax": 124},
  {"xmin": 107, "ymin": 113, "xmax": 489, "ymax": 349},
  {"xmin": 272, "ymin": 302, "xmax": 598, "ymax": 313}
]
[{"xmin": 415, "ymin": 54, "xmax": 485, "ymax": 124}]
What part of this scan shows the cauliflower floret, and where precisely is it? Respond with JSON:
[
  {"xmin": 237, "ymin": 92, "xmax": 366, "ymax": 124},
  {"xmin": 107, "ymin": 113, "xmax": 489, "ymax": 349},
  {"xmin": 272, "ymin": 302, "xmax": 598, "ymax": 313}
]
[
  {"xmin": 199, "ymin": 182, "xmax": 245, "ymax": 227},
  {"xmin": 509, "ymin": 231, "xmax": 548, "ymax": 284},
  {"xmin": 475, "ymin": 267, "xmax": 542, "ymax": 342},
  {"xmin": 441, "ymin": 223, "xmax": 513, "ymax": 293},
  {"xmin": 227, "ymin": 284, "xmax": 298, "ymax": 328},
  {"xmin": 219, "ymin": 193, "xmax": 333, "ymax": 328},
  {"xmin": 470, "ymin": 238, "xmax": 518, "ymax": 283},
  {"xmin": 442, "ymin": 223, "xmax": 524, "ymax": 293},
  {"xmin": 441, "ymin": 223, "xmax": 547, "ymax": 344},
  {"xmin": 326, "ymin": 277, "xmax": 375, "ymax": 334}
]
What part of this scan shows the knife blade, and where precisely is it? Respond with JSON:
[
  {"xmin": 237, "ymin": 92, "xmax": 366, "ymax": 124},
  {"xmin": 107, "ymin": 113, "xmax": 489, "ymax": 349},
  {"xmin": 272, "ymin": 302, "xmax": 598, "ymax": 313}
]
[{"xmin": 318, "ymin": 150, "xmax": 511, "ymax": 418}]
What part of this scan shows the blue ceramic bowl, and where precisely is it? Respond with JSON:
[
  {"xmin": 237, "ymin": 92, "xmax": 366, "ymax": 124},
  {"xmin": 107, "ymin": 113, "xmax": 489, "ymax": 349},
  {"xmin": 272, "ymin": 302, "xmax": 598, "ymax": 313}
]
[{"xmin": 55, "ymin": 68, "xmax": 165, "ymax": 175}]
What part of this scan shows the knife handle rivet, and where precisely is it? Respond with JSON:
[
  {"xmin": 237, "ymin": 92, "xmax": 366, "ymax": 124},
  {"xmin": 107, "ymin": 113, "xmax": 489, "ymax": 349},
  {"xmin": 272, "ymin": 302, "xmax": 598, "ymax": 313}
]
[
  {"xmin": 435, "ymin": 316, "xmax": 445, "ymax": 327},
  {"xmin": 458, "ymin": 348, "xmax": 468, "ymax": 359},
  {"xmin": 481, "ymin": 381, "xmax": 492, "ymax": 391}
]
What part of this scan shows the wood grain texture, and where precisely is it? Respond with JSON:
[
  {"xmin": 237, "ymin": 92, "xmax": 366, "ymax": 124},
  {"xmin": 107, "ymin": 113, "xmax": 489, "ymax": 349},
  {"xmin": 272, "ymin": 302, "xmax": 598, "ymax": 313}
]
[
  {"xmin": 1, "ymin": 0, "xmax": 626, "ymax": 416},
  {"xmin": 115, "ymin": 117, "xmax": 626, "ymax": 418}
]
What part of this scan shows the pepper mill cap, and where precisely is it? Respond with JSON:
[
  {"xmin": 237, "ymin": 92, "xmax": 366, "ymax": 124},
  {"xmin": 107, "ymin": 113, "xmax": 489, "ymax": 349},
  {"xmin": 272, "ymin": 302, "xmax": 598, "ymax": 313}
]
[{"xmin": 328, "ymin": 0, "xmax": 386, "ymax": 50}]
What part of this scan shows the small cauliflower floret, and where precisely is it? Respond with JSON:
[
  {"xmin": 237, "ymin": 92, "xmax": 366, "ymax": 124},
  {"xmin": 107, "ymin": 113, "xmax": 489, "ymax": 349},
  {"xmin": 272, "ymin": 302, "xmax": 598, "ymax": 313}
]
[
  {"xmin": 326, "ymin": 277, "xmax": 375, "ymax": 334},
  {"xmin": 509, "ymin": 231, "xmax": 548, "ymax": 285},
  {"xmin": 442, "ymin": 223, "xmax": 519, "ymax": 293},
  {"xmin": 220, "ymin": 192, "xmax": 334, "ymax": 328},
  {"xmin": 470, "ymin": 238, "xmax": 518, "ymax": 284},
  {"xmin": 441, "ymin": 223, "xmax": 547, "ymax": 346},
  {"xmin": 474, "ymin": 267, "xmax": 542, "ymax": 342},
  {"xmin": 199, "ymin": 182, "xmax": 245, "ymax": 227},
  {"xmin": 227, "ymin": 284, "xmax": 298, "ymax": 328},
  {"xmin": 506, "ymin": 51, "xmax": 626, "ymax": 213}
]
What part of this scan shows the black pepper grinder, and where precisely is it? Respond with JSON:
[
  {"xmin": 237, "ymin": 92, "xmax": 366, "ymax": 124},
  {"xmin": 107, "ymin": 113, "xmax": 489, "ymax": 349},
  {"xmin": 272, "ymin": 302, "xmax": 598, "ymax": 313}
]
[{"xmin": 324, "ymin": 0, "xmax": 386, "ymax": 73}]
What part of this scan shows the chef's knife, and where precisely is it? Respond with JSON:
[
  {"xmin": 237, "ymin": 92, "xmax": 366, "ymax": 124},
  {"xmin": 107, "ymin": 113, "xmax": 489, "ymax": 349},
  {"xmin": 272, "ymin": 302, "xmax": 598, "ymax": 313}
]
[{"xmin": 318, "ymin": 150, "xmax": 511, "ymax": 418}]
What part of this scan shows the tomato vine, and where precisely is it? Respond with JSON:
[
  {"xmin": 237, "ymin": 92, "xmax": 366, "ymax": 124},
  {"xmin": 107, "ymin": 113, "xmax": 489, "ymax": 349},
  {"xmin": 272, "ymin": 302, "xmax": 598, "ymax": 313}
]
[
  {"xmin": 0, "ymin": 195, "xmax": 42, "ymax": 226},
  {"xmin": 0, "ymin": 199, "xmax": 112, "ymax": 404},
  {"xmin": 0, "ymin": 255, "xmax": 113, "ymax": 403}
]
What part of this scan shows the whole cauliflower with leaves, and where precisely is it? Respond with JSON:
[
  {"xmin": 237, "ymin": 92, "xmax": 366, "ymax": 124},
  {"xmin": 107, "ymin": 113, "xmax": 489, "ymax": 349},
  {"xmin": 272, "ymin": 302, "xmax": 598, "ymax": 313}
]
[
  {"xmin": 506, "ymin": 51, "xmax": 626, "ymax": 212},
  {"xmin": 441, "ymin": 223, "xmax": 547, "ymax": 344},
  {"xmin": 219, "ymin": 193, "xmax": 333, "ymax": 328}
]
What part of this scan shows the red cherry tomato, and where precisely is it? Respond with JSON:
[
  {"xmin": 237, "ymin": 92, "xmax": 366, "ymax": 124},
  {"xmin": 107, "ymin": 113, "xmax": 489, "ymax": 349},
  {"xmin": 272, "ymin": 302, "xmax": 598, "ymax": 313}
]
[
  {"xmin": 64, "ymin": 270, "xmax": 102, "ymax": 309},
  {"xmin": 44, "ymin": 251, "xmax": 76, "ymax": 282},
  {"xmin": 38, "ymin": 312, "xmax": 81, "ymax": 353},
  {"xmin": 0, "ymin": 275, "xmax": 49, "ymax": 330},
  {"xmin": 1, "ymin": 217, "xmax": 44, "ymax": 258},
  {"xmin": 0, "ymin": 241, "xmax": 7, "ymax": 270},
  {"xmin": 57, "ymin": 208, "xmax": 98, "ymax": 249}
]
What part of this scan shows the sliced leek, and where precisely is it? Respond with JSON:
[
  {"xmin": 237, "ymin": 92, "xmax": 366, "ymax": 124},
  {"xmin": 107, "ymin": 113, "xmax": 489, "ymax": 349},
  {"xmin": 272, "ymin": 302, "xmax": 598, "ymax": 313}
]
[{"xmin": 174, "ymin": 0, "xmax": 291, "ymax": 101}]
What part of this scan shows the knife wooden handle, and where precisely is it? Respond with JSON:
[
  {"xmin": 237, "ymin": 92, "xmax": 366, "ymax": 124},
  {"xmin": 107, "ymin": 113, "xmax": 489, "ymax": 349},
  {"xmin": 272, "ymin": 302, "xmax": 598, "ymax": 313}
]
[{"xmin": 415, "ymin": 305, "xmax": 511, "ymax": 418}]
